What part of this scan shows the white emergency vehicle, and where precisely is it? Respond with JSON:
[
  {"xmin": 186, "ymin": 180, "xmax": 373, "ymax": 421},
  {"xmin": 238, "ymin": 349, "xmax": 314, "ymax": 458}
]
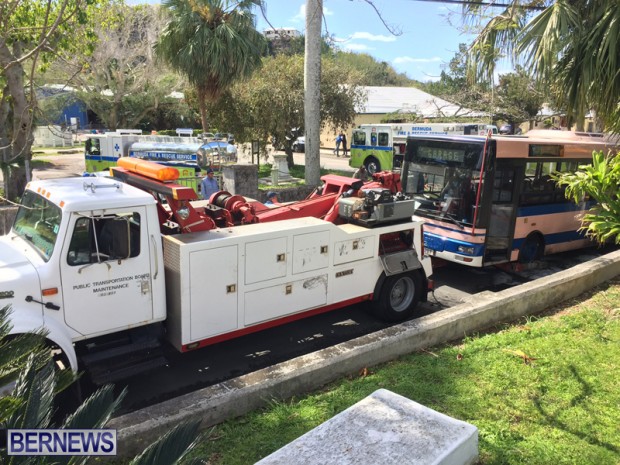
[{"xmin": 350, "ymin": 123, "xmax": 498, "ymax": 174}]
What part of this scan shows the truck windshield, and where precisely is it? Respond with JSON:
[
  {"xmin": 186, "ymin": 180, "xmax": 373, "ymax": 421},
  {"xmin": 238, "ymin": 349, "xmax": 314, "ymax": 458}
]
[{"xmin": 12, "ymin": 190, "xmax": 62, "ymax": 261}]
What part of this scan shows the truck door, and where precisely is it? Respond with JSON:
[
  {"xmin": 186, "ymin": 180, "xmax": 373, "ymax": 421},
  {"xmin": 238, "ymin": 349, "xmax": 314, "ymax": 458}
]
[{"xmin": 59, "ymin": 207, "xmax": 155, "ymax": 337}]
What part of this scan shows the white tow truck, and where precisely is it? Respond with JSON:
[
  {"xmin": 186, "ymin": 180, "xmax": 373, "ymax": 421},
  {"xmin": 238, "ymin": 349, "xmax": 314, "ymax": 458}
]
[{"xmin": 2, "ymin": 158, "xmax": 432, "ymax": 383}]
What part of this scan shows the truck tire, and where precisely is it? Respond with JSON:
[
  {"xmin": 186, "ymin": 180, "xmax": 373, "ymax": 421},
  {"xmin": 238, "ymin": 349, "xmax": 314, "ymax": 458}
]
[
  {"xmin": 372, "ymin": 271, "xmax": 422, "ymax": 322},
  {"xmin": 365, "ymin": 157, "xmax": 381, "ymax": 175}
]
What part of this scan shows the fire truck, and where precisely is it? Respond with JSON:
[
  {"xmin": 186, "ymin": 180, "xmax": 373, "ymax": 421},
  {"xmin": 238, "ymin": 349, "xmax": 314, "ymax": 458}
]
[
  {"xmin": 84, "ymin": 130, "xmax": 205, "ymax": 168},
  {"xmin": 2, "ymin": 158, "xmax": 432, "ymax": 384},
  {"xmin": 350, "ymin": 123, "xmax": 498, "ymax": 174}
]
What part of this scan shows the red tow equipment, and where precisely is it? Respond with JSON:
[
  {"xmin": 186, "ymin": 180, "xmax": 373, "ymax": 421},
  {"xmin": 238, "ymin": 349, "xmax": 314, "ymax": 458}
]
[{"xmin": 111, "ymin": 158, "xmax": 406, "ymax": 234}]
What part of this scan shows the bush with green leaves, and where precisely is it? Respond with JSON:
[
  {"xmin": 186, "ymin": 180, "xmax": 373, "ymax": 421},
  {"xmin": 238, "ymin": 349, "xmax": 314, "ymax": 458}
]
[
  {"xmin": 553, "ymin": 150, "xmax": 620, "ymax": 244},
  {"xmin": 0, "ymin": 304, "xmax": 202, "ymax": 464}
]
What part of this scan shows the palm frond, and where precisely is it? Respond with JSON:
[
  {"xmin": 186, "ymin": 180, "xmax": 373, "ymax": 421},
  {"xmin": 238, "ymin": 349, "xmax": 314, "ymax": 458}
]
[
  {"xmin": 0, "ymin": 305, "xmax": 50, "ymax": 387},
  {"xmin": 6, "ymin": 356, "xmax": 56, "ymax": 430},
  {"xmin": 128, "ymin": 420, "xmax": 202, "ymax": 465},
  {"xmin": 518, "ymin": 0, "xmax": 579, "ymax": 80},
  {"xmin": 61, "ymin": 385, "xmax": 126, "ymax": 430}
]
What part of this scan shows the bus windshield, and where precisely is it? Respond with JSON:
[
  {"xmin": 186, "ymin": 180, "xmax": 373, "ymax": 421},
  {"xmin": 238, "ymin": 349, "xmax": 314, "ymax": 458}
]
[
  {"xmin": 403, "ymin": 138, "xmax": 488, "ymax": 227},
  {"xmin": 12, "ymin": 190, "xmax": 62, "ymax": 261}
]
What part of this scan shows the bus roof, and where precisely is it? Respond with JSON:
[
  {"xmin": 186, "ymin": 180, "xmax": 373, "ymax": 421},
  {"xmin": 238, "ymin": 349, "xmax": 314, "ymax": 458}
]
[{"xmin": 406, "ymin": 130, "xmax": 618, "ymax": 159}]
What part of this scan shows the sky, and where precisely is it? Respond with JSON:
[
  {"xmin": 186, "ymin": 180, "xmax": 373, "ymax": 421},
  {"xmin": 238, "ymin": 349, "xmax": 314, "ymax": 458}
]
[
  {"xmin": 255, "ymin": 0, "xmax": 478, "ymax": 82},
  {"xmin": 125, "ymin": 0, "xmax": 497, "ymax": 83}
]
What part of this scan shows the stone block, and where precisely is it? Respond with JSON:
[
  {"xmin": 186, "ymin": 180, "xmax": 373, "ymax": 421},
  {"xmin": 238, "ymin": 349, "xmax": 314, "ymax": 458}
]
[{"xmin": 256, "ymin": 389, "xmax": 478, "ymax": 465}]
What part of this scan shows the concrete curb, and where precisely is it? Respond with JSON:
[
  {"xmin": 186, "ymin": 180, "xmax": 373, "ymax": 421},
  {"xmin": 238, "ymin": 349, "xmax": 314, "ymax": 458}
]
[{"xmin": 109, "ymin": 249, "xmax": 620, "ymax": 456}]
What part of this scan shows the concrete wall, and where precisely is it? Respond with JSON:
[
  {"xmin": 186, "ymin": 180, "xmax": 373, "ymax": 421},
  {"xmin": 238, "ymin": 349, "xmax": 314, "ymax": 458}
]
[
  {"xmin": 222, "ymin": 165, "xmax": 314, "ymax": 203},
  {"xmin": 260, "ymin": 185, "xmax": 315, "ymax": 204}
]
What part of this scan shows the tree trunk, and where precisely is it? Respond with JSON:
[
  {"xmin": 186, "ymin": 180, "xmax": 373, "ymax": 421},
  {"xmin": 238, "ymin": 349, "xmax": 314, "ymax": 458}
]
[
  {"xmin": 197, "ymin": 86, "xmax": 209, "ymax": 133},
  {"xmin": 1, "ymin": 41, "xmax": 34, "ymax": 201},
  {"xmin": 285, "ymin": 147, "xmax": 294, "ymax": 169},
  {"xmin": 304, "ymin": 0, "xmax": 322, "ymax": 187}
]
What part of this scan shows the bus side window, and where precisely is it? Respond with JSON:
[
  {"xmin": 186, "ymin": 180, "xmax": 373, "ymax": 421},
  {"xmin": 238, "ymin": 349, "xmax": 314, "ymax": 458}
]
[
  {"xmin": 370, "ymin": 132, "xmax": 377, "ymax": 146},
  {"xmin": 492, "ymin": 170, "xmax": 514, "ymax": 203}
]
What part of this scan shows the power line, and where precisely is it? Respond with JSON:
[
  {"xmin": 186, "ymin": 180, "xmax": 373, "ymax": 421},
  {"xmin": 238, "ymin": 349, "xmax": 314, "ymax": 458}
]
[{"xmin": 404, "ymin": 0, "xmax": 547, "ymax": 11}]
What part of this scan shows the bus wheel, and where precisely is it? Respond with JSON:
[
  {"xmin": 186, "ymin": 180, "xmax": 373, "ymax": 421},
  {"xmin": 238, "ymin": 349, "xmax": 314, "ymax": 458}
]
[
  {"xmin": 519, "ymin": 233, "xmax": 544, "ymax": 263},
  {"xmin": 365, "ymin": 157, "xmax": 381, "ymax": 175},
  {"xmin": 373, "ymin": 272, "xmax": 421, "ymax": 322}
]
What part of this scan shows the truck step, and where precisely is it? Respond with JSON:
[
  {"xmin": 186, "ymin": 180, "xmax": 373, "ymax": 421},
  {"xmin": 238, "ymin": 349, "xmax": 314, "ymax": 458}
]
[
  {"xmin": 88, "ymin": 355, "xmax": 168, "ymax": 385},
  {"xmin": 80, "ymin": 337, "xmax": 160, "ymax": 366}
]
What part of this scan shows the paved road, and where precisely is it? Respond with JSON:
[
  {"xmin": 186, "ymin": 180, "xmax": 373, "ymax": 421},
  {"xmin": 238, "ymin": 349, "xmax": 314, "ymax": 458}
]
[{"xmin": 107, "ymin": 245, "xmax": 613, "ymax": 416}]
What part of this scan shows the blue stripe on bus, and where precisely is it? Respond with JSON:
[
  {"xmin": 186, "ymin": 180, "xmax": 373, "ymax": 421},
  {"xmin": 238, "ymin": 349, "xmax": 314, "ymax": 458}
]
[
  {"xmin": 517, "ymin": 201, "xmax": 596, "ymax": 217},
  {"xmin": 350, "ymin": 145, "xmax": 393, "ymax": 151},
  {"xmin": 512, "ymin": 229, "xmax": 588, "ymax": 249},
  {"xmin": 424, "ymin": 232, "xmax": 485, "ymax": 257},
  {"xmin": 85, "ymin": 155, "xmax": 118, "ymax": 162},
  {"xmin": 426, "ymin": 229, "xmax": 588, "ymax": 259}
]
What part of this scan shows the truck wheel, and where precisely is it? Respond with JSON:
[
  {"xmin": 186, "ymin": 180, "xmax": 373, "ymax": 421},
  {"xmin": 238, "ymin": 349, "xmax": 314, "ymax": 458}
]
[
  {"xmin": 519, "ymin": 233, "xmax": 544, "ymax": 263},
  {"xmin": 365, "ymin": 157, "xmax": 381, "ymax": 175},
  {"xmin": 373, "ymin": 272, "xmax": 422, "ymax": 322}
]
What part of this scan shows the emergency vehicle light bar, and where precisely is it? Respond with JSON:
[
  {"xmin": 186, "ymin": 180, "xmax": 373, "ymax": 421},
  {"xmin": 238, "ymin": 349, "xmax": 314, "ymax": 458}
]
[{"xmin": 116, "ymin": 157, "xmax": 179, "ymax": 181}]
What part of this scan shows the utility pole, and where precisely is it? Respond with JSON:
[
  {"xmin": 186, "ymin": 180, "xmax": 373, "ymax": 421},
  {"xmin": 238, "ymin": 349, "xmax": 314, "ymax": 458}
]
[{"xmin": 304, "ymin": 0, "xmax": 322, "ymax": 187}]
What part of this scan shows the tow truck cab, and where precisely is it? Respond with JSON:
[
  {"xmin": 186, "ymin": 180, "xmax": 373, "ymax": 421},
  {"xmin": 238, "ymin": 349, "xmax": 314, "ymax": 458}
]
[{"xmin": 2, "ymin": 177, "xmax": 166, "ymax": 376}]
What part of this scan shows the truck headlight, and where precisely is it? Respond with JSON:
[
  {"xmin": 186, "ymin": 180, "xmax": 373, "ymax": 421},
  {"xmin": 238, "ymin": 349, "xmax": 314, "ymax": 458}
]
[{"xmin": 457, "ymin": 245, "xmax": 475, "ymax": 255}]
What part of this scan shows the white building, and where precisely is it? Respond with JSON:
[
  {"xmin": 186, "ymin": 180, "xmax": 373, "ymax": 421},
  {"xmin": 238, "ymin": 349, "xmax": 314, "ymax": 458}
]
[
  {"xmin": 320, "ymin": 85, "xmax": 489, "ymax": 148},
  {"xmin": 263, "ymin": 28, "xmax": 301, "ymax": 40}
]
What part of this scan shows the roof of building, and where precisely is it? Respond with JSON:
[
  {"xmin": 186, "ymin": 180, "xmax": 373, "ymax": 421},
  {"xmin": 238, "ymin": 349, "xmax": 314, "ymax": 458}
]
[{"xmin": 359, "ymin": 86, "xmax": 486, "ymax": 119}]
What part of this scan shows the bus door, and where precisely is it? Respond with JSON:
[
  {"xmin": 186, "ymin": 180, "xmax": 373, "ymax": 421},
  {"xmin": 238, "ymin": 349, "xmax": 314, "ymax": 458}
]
[{"xmin": 485, "ymin": 162, "xmax": 519, "ymax": 263}]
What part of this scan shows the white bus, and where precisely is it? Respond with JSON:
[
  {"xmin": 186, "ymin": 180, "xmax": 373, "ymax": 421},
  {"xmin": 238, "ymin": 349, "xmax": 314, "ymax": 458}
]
[{"xmin": 401, "ymin": 130, "xmax": 618, "ymax": 267}]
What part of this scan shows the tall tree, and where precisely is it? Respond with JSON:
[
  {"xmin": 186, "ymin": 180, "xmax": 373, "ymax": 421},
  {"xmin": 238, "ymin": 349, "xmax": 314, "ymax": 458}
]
[
  {"xmin": 334, "ymin": 51, "xmax": 414, "ymax": 87},
  {"xmin": 421, "ymin": 43, "xmax": 495, "ymax": 118},
  {"xmin": 208, "ymin": 55, "xmax": 365, "ymax": 168},
  {"xmin": 464, "ymin": 0, "xmax": 620, "ymax": 133},
  {"xmin": 155, "ymin": 0, "xmax": 267, "ymax": 133},
  {"xmin": 304, "ymin": 0, "xmax": 322, "ymax": 187},
  {"xmin": 494, "ymin": 66, "xmax": 544, "ymax": 131},
  {"xmin": 0, "ymin": 0, "xmax": 105, "ymax": 201},
  {"xmin": 53, "ymin": 3, "xmax": 177, "ymax": 130}
]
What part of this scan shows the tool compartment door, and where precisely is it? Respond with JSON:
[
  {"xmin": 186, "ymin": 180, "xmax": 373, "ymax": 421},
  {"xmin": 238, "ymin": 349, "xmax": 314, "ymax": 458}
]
[
  {"xmin": 244, "ymin": 236, "xmax": 288, "ymax": 284},
  {"xmin": 293, "ymin": 230, "xmax": 330, "ymax": 274},
  {"xmin": 189, "ymin": 245, "xmax": 238, "ymax": 340}
]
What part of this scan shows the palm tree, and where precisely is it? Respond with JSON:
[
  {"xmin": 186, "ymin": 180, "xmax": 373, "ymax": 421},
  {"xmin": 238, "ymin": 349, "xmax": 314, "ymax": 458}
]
[
  {"xmin": 1, "ymin": 304, "xmax": 201, "ymax": 465},
  {"xmin": 464, "ymin": 0, "xmax": 620, "ymax": 133},
  {"xmin": 155, "ymin": 0, "xmax": 267, "ymax": 133}
]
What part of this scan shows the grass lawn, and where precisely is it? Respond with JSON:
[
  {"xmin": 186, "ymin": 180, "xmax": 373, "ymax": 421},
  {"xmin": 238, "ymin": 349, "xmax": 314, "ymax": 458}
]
[{"xmin": 185, "ymin": 278, "xmax": 620, "ymax": 465}]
